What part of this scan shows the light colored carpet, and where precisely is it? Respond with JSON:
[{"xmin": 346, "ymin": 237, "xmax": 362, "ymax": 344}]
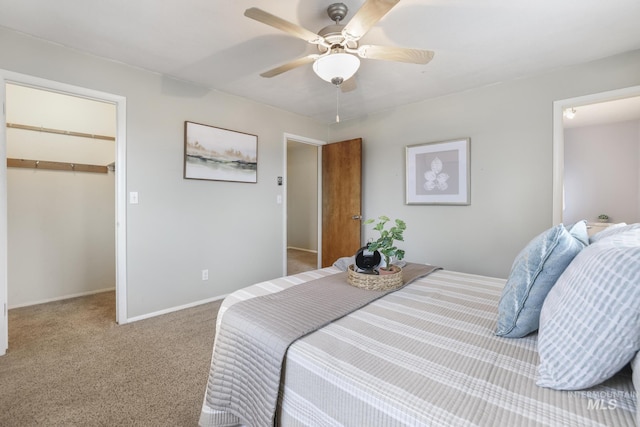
[
  {"xmin": 287, "ymin": 248, "xmax": 318, "ymax": 275},
  {"xmin": 0, "ymin": 291, "xmax": 221, "ymax": 426}
]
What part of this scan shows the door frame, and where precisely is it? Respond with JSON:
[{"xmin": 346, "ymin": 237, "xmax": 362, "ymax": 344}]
[
  {"xmin": 282, "ymin": 133, "xmax": 326, "ymax": 276},
  {"xmin": 552, "ymin": 84, "xmax": 640, "ymax": 225},
  {"xmin": 0, "ymin": 70, "xmax": 128, "ymax": 355}
]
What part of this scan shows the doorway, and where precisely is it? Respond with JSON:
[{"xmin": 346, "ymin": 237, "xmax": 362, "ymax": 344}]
[
  {"xmin": 552, "ymin": 85, "xmax": 640, "ymax": 226},
  {"xmin": 0, "ymin": 71, "xmax": 128, "ymax": 356},
  {"xmin": 282, "ymin": 135, "xmax": 363, "ymax": 276},
  {"xmin": 285, "ymin": 136, "xmax": 322, "ymax": 275},
  {"xmin": 7, "ymin": 83, "xmax": 115, "ymax": 305}
]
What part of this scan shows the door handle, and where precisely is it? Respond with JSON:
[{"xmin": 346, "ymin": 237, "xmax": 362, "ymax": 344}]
[{"xmin": 352, "ymin": 215, "xmax": 362, "ymax": 220}]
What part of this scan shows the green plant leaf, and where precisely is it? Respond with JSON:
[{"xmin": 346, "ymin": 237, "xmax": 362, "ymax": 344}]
[{"xmin": 365, "ymin": 215, "xmax": 406, "ymax": 268}]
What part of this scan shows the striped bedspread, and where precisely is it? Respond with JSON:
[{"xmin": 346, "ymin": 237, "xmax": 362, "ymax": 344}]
[{"xmin": 200, "ymin": 267, "xmax": 637, "ymax": 427}]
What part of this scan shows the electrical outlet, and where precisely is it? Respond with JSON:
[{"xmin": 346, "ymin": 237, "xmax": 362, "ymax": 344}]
[{"xmin": 202, "ymin": 269, "xmax": 209, "ymax": 281}]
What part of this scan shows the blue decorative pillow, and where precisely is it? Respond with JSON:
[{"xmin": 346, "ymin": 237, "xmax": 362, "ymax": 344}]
[
  {"xmin": 495, "ymin": 221, "xmax": 588, "ymax": 338},
  {"xmin": 537, "ymin": 228, "xmax": 640, "ymax": 390}
]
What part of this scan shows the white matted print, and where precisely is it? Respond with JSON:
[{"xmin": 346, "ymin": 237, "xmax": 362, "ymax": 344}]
[
  {"xmin": 184, "ymin": 121, "xmax": 257, "ymax": 183},
  {"xmin": 406, "ymin": 138, "xmax": 470, "ymax": 205}
]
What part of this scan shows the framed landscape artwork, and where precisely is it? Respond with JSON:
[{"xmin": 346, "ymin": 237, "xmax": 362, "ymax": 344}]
[
  {"xmin": 184, "ymin": 121, "xmax": 258, "ymax": 183},
  {"xmin": 406, "ymin": 138, "xmax": 470, "ymax": 205}
]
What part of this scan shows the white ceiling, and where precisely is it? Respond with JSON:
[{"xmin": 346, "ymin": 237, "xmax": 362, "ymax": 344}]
[
  {"xmin": 1, "ymin": 0, "xmax": 640, "ymax": 124},
  {"xmin": 563, "ymin": 96, "xmax": 640, "ymax": 129}
]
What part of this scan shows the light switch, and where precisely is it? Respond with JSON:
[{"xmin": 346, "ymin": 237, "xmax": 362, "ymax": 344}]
[
  {"xmin": 276, "ymin": 195, "xmax": 282, "ymax": 204},
  {"xmin": 129, "ymin": 191, "xmax": 139, "ymax": 204}
]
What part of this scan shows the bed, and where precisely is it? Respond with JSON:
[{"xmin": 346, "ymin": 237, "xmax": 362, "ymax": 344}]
[{"xmin": 200, "ymin": 222, "xmax": 640, "ymax": 427}]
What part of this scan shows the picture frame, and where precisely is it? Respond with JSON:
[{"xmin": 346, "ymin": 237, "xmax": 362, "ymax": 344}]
[
  {"xmin": 184, "ymin": 121, "xmax": 258, "ymax": 183},
  {"xmin": 406, "ymin": 138, "xmax": 470, "ymax": 205}
]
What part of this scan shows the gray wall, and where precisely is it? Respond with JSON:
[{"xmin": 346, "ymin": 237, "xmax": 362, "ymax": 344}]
[
  {"xmin": 2, "ymin": 26, "xmax": 640, "ymax": 316},
  {"xmin": 0, "ymin": 27, "xmax": 327, "ymax": 319},
  {"xmin": 286, "ymin": 141, "xmax": 318, "ymax": 251},
  {"xmin": 564, "ymin": 120, "xmax": 640, "ymax": 225},
  {"xmin": 8, "ymin": 169, "xmax": 116, "ymax": 307},
  {"xmin": 329, "ymin": 49, "xmax": 640, "ymax": 278}
]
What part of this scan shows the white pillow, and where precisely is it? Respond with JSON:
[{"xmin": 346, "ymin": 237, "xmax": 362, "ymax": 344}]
[
  {"xmin": 589, "ymin": 222, "xmax": 639, "ymax": 244},
  {"xmin": 537, "ymin": 228, "xmax": 640, "ymax": 390},
  {"xmin": 332, "ymin": 256, "xmax": 354, "ymax": 271},
  {"xmin": 631, "ymin": 353, "xmax": 640, "ymax": 424}
]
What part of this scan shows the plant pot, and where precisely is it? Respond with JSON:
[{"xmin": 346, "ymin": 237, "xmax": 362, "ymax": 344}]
[{"xmin": 378, "ymin": 265, "xmax": 402, "ymax": 275}]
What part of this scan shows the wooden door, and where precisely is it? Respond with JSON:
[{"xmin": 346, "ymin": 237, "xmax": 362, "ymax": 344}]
[{"xmin": 321, "ymin": 138, "xmax": 362, "ymax": 267}]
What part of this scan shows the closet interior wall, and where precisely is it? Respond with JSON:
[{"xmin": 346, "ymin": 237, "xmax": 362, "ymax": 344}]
[{"xmin": 6, "ymin": 84, "xmax": 116, "ymax": 308}]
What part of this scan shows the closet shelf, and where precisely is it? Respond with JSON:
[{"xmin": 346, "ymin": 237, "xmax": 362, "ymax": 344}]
[
  {"xmin": 7, "ymin": 158, "xmax": 108, "ymax": 174},
  {"xmin": 7, "ymin": 122, "xmax": 115, "ymax": 141}
]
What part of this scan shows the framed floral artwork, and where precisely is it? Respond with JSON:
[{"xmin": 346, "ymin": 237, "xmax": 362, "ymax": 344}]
[{"xmin": 405, "ymin": 138, "xmax": 470, "ymax": 205}]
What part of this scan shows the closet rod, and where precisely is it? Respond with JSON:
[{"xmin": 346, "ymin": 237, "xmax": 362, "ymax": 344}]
[
  {"xmin": 6, "ymin": 123, "xmax": 115, "ymax": 141},
  {"xmin": 7, "ymin": 158, "xmax": 108, "ymax": 174}
]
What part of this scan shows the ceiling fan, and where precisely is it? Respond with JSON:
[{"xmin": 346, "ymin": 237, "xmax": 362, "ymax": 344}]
[{"xmin": 244, "ymin": 0, "xmax": 434, "ymax": 87}]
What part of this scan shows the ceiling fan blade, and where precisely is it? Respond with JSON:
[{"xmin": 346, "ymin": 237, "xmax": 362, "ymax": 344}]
[
  {"xmin": 245, "ymin": 8, "xmax": 325, "ymax": 45},
  {"xmin": 260, "ymin": 55, "xmax": 320, "ymax": 78},
  {"xmin": 358, "ymin": 45, "xmax": 434, "ymax": 64},
  {"xmin": 342, "ymin": 0, "xmax": 400, "ymax": 41}
]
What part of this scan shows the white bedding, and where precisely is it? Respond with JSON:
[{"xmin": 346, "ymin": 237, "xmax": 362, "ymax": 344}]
[{"xmin": 200, "ymin": 267, "xmax": 636, "ymax": 426}]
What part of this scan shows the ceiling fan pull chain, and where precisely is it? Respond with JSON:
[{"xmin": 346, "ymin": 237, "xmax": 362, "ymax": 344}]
[
  {"xmin": 331, "ymin": 77, "xmax": 343, "ymax": 123},
  {"xmin": 336, "ymin": 84, "xmax": 341, "ymax": 123}
]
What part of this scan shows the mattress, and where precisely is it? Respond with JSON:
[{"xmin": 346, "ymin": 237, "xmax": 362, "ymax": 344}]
[{"xmin": 200, "ymin": 267, "xmax": 636, "ymax": 427}]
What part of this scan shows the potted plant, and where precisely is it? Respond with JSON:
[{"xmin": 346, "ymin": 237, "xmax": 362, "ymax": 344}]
[
  {"xmin": 598, "ymin": 214, "xmax": 609, "ymax": 223},
  {"xmin": 364, "ymin": 216, "xmax": 406, "ymax": 275}
]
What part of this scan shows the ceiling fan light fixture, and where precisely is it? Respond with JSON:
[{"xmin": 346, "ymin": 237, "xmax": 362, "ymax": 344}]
[{"xmin": 312, "ymin": 53, "xmax": 360, "ymax": 83}]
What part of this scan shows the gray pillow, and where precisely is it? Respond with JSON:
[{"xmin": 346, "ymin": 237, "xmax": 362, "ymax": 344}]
[
  {"xmin": 537, "ymin": 228, "xmax": 640, "ymax": 390},
  {"xmin": 495, "ymin": 221, "xmax": 588, "ymax": 338}
]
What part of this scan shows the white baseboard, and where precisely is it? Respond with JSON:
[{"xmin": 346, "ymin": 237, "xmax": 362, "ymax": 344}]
[
  {"xmin": 8, "ymin": 287, "xmax": 116, "ymax": 310},
  {"xmin": 10, "ymin": 288, "xmax": 227, "ymax": 325},
  {"xmin": 126, "ymin": 294, "xmax": 227, "ymax": 324}
]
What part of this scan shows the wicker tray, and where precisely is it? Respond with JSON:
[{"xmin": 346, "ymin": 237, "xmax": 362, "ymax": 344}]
[{"xmin": 347, "ymin": 264, "xmax": 403, "ymax": 291}]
